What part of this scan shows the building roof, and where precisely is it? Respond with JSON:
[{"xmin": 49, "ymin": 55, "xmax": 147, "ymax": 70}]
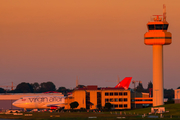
[
  {"xmin": 75, "ymin": 87, "xmax": 125, "ymax": 91},
  {"xmin": 101, "ymin": 87, "xmax": 125, "ymax": 90}
]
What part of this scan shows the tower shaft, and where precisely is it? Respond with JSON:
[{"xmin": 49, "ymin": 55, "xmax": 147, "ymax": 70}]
[{"xmin": 153, "ymin": 45, "xmax": 164, "ymax": 106}]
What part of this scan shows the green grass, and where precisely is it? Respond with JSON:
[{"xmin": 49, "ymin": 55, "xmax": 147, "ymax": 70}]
[
  {"xmin": 1, "ymin": 104, "xmax": 180, "ymax": 120},
  {"xmin": 123, "ymin": 103, "xmax": 180, "ymax": 116}
]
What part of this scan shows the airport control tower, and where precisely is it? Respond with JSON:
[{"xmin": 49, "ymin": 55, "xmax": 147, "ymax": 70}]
[{"xmin": 144, "ymin": 5, "xmax": 172, "ymax": 106}]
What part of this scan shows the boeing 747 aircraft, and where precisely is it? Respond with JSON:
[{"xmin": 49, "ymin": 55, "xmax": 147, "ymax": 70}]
[{"xmin": 13, "ymin": 95, "xmax": 65, "ymax": 110}]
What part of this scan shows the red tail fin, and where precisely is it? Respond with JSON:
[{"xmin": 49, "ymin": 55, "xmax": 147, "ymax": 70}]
[{"xmin": 115, "ymin": 77, "xmax": 132, "ymax": 90}]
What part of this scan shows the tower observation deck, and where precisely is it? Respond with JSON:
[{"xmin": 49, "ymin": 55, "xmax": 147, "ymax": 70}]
[{"xmin": 144, "ymin": 5, "xmax": 172, "ymax": 106}]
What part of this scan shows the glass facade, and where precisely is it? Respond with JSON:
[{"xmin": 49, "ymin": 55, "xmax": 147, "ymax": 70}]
[
  {"xmin": 148, "ymin": 24, "xmax": 168, "ymax": 30},
  {"xmin": 163, "ymin": 24, "xmax": 168, "ymax": 30},
  {"xmin": 97, "ymin": 92, "xmax": 101, "ymax": 109},
  {"xmin": 144, "ymin": 37, "xmax": 171, "ymax": 39},
  {"xmin": 148, "ymin": 25, "xmax": 154, "ymax": 30},
  {"xmin": 86, "ymin": 92, "xmax": 90, "ymax": 109},
  {"xmin": 155, "ymin": 24, "xmax": 163, "ymax": 30}
]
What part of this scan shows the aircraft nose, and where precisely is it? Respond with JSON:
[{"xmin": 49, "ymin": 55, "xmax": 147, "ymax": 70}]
[{"xmin": 12, "ymin": 101, "xmax": 17, "ymax": 106}]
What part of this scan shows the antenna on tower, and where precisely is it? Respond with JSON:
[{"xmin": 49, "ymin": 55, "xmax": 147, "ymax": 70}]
[
  {"xmin": 76, "ymin": 76, "xmax": 79, "ymax": 87},
  {"xmin": 163, "ymin": 4, "xmax": 166, "ymax": 21},
  {"xmin": 117, "ymin": 76, "xmax": 120, "ymax": 84}
]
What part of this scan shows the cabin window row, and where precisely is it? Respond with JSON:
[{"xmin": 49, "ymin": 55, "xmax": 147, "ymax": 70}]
[
  {"xmin": 148, "ymin": 24, "xmax": 168, "ymax": 30},
  {"xmin": 105, "ymin": 98, "xmax": 127, "ymax": 102},
  {"xmin": 105, "ymin": 92, "xmax": 127, "ymax": 96}
]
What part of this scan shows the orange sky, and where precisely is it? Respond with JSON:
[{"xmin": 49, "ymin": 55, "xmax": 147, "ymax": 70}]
[{"xmin": 0, "ymin": 0, "xmax": 180, "ymax": 89}]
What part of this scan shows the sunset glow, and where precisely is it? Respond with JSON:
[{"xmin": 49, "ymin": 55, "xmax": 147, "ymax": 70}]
[{"xmin": 0, "ymin": 0, "xmax": 180, "ymax": 89}]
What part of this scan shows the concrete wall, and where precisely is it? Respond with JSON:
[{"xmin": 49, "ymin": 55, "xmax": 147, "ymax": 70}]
[
  {"xmin": 72, "ymin": 90, "xmax": 86, "ymax": 109},
  {"xmin": 89, "ymin": 90, "xmax": 98, "ymax": 109}
]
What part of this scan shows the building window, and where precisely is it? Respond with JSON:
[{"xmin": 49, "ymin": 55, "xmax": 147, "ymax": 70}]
[
  {"xmin": 124, "ymin": 98, "xmax": 127, "ymax": 101},
  {"xmin": 114, "ymin": 98, "xmax": 118, "ymax": 102},
  {"xmin": 114, "ymin": 92, "xmax": 118, "ymax": 96},
  {"xmin": 119, "ymin": 104, "xmax": 123, "ymax": 108},
  {"xmin": 114, "ymin": 104, "xmax": 118, "ymax": 108},
  {"xmin": 86, "ymin": 92, "xmax": 90, "ymax": 109},
  {"xmin": 105, "ymin": 99, "xmax": 109, "ymax": 102},
  {"xmin": 97, "ymin": 92, "xmax": 101, "ymax": 108},
  {"xmin": 124, "ymin": 104, "xmax": 127, "ymax": 107},
  {"xmin": 148, "ymin": 25, "xmax": 154, "ymax": 30},
  {"xmin": 163, "ymin": 24, "xmax": 168, "ymax": 30},
  {"xmin": 105, "ymin": 92, "xmax": 109, "ymax": 96},
  {"xmin": 155, "ymin": 24, "xmax": 163, "ymax": 30},
  {"xmin": 124, "ymin": 92, "xmax": 127, "ymax": 96},
  {"xmin": 110, "ymin": 98, "xmax": 113, "ymax": 102},
  {"xmin": 119, "ymin": 98, "xmax": 123, "ymax": 102},
  {"xmin": 119, "ymin": 92, "xmax": 122, "ymax": 95},
  {"xmin": 110, "ymin": 92, "xmax": 113, "ymax": 96}
]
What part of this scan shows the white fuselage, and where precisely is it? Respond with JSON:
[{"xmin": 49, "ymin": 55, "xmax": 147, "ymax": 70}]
[{"xmin": 13, "ymin": 95, "xmax": 65, "ymax": 109}]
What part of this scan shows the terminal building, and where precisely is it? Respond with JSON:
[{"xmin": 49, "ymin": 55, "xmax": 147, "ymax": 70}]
[{"xmin": 65, "ymin": 85, "xmax": 131, "ymax": 110}]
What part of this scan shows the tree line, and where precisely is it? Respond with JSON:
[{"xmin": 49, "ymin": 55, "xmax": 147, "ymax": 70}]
[
  {"xmin": 0, "ymin": 82, "xmax": 72, "ymax": 96},
  {"xmin": 0, "ymin": 81, "xmax": 175, "ymax": 99},
  {"xmin": 135, "ymin": 81, "xmax": 174, "ymax": 100}
]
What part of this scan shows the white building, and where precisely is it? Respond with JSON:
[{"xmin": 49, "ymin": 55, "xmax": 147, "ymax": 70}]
[{"xmin": 174, "ymin": 89, "xmax": 180, "ymax": 103}]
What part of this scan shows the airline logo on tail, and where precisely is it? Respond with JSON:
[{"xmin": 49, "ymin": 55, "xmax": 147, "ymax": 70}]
[{"xmin": 115, "ymin": 77, "xmax": 132, "ymax": 90}]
